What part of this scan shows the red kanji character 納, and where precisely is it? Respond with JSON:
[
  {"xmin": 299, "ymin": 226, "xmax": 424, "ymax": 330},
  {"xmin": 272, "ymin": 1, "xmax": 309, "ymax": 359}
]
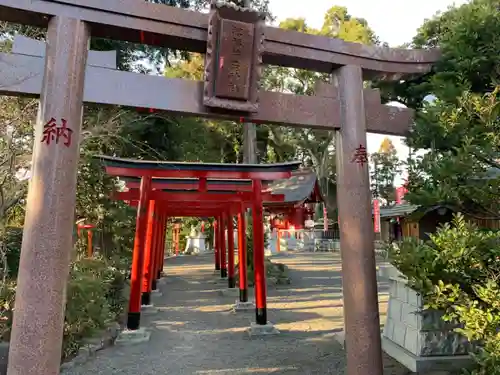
[
  {"xmin": 41, "ymin": 117, "xmax": 58, "ymax": 146},
  {"xmin": 56, "ymin": 118, "xmax": 73, "ymax": 147}
]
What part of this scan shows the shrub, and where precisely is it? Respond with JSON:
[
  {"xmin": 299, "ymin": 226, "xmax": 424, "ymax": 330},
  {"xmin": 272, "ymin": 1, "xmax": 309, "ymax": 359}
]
[
  {"xmin": 63, "ymin": 257, "xmax": 127, "ymax": 359},
  {"xmin": 0, "ymin": 281, "xmax": 15, "ymax": 341},
  {"xmin": 387, "ymin": 213, "xmax": 500, "ymax": 374},
  {"xmin": 0, "ymin": 253, "xmax": 128, "ymax": 361},
  {"xmin": 1, "ymin": 227, "xmax": 23, "ymax": 279}
]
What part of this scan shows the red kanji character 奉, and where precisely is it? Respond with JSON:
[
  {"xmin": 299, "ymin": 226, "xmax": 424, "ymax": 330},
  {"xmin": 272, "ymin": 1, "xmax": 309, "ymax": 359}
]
[
  {"xmin": 41, "ymin": 117, "xmax": 58, "ymax": 146},
  {"xmin": 56, "ymin": 118, "xmax": 73, "ymax": 147},
  {"xmin": 351, "ymin": 144, "xmax": 368, "ymax": 166}
]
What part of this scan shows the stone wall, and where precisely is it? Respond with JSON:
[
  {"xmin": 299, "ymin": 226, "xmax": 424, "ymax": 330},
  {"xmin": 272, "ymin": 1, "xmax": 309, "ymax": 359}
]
[{"xmin": 384, "ymin": 277, "xmax": 470, "ymax": 357}]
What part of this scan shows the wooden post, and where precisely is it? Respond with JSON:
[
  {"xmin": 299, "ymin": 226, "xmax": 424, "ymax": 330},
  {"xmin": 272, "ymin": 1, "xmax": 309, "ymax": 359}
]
[{"xmin": 7, "ymin": 16, "xmax": 90, "ymax": 375}]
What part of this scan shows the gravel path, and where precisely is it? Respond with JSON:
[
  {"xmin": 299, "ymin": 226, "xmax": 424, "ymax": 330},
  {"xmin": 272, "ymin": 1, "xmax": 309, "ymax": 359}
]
[{"xmin": 62, "ymin": 252, "xmax": 411, "ymax": 375}]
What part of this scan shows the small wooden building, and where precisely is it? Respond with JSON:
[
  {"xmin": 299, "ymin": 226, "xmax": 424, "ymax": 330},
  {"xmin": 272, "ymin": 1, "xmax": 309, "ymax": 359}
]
[{"xmin": 377, "ymin": 203, "xmax": 500, "ymax": 241}]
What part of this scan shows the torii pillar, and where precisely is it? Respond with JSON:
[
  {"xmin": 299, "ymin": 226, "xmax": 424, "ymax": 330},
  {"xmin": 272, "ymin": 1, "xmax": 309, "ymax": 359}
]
[
  {"xmin": 334, "ymin": 65, "xmax": 383, "ymax": 373},
  {"xmin": 219, "ymin": 214, "xmax": 227, "ymax": 278},
  {"xmin": 7, "ymin": 17, "xmax": 90, "ymax": 375},
  {"xmin": 227, "ymin": 212, "xmax": 236, "ymax": 288},
  {"xmin": 142, "ymin": 200, "xmax": 156, "ymax": 306},
  {"xmin": 213, "ymin": 219, "xmax": 220, "ymax": 271}
]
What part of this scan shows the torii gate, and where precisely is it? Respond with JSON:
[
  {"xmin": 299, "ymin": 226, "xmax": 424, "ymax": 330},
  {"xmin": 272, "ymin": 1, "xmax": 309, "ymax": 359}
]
[
  {"xmin": 101, "ymin": 155, "xmax": 293, "ymax": 330},
  {"xmin": 0, "ymin": 1, "xmax": 439, "ymax": 375}
]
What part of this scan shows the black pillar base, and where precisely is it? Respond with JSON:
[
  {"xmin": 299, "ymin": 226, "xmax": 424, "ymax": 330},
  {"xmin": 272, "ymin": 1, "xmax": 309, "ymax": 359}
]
[
  {"xmin": 127, "ymin": 312, "xmax": 141, "ymax": 330},
  {"xmin": 152, "ymin": 279, "xmax": 157, "ymax": 291},
  {"xmin": 228, "ymin": 276, "xmax": 236, "ymax": 288},
  {"xmin": 255, "ymin": 307, "xmax": 267, "ymax": 325},
  {"xmin": 215, "ymin": 263, "xmax": 221, "ymax": 271},
  {"xmin": 239, "ymin": 288, "xmax": 248, "ymax": 302},
  {"xmin": 220, "ymin": 268, "xmax": 227, "ymax": 278},
  {"xmin": 141, "ymin": 292, "xmax": 151, "ymax": 306}
]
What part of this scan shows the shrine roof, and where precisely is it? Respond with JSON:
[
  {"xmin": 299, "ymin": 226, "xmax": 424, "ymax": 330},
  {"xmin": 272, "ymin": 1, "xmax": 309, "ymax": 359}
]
[
  {"xmin": 376, "ymin": 203, "xmax": 418, "ymax": 218},
  {"xmin": 97, "ymin": 155, "xmax": 300, "ymax": 177},
  {"xmin": 264, "ymin": 170, "xmax": 322, "ymax": 204}
]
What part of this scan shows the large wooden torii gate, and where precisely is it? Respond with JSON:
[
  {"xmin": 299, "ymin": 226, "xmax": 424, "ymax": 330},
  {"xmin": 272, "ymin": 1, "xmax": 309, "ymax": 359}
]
[{"xmin": 0, "ymin": 1, "xmax": 439, "ymax": 375}]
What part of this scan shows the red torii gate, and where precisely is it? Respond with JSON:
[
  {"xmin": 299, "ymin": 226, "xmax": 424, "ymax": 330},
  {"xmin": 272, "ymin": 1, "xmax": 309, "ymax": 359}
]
[
  {"xmin": 119, "ymin": 176, "xmax": 281, "ymax": 269},
  {"xmin": 118, "ymin": 189, "xmax": 285, "ymax": 285},
  {"xmin": 99, "ymin": 155, "xmax": 298, "ymax": 329}
]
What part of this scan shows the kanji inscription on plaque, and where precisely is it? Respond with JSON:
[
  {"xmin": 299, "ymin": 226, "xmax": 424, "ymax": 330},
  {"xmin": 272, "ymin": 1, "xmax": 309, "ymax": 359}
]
[
  {"xmin": 214, "ymin": 19, "xmax": 254, "ymax": 100},
  {"xmin": 41, "ymin": 117, "xmax": 73, "ymax": 147},
  {"xmin": 203, "ymin": 1, "xmax": 265, "ymax": 112}
]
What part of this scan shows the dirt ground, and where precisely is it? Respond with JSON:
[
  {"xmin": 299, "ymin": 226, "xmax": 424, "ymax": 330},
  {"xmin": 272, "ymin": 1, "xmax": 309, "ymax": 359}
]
[{"xmin": 62, "ymin": 251, "xmax": 412, "ymax": 375}]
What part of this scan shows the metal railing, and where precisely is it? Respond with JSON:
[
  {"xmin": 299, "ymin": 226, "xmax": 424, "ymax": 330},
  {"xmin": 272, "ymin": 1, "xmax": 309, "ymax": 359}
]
[{"xmin": 270, "ymin": 229, "xmax": 340, "ymax": 252}]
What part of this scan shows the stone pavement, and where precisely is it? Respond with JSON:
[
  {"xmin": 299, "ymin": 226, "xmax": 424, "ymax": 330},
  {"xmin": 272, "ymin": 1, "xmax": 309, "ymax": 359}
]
[{"xmin": 62, "ymin": 252, "xmax": 411, "ymax": 375}]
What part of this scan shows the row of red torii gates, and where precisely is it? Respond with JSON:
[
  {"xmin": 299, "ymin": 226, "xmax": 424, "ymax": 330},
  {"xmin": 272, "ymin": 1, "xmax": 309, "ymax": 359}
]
[{"xmin": 100, "ymin": 155, "xmax": 301, "ymax": 328}]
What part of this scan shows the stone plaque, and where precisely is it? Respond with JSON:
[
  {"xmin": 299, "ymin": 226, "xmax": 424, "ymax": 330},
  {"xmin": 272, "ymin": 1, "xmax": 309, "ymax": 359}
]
[
  {"xmin": 203, "ymin": 1, "xmax": 265, "ymax": 113},
  {"xmin": 214, "ymin": 19, "xmax": 254, "ymax": 100}
]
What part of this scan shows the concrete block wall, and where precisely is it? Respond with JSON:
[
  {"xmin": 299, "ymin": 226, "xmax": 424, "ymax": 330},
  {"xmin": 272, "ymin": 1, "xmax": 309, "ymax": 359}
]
[
  {"xmin": 383, "ymin": 278, "xmax": 470, "ymax": 357},
  {"xmin": 383, "ymin": 278, "xmax": 423, "ymax": 356}
]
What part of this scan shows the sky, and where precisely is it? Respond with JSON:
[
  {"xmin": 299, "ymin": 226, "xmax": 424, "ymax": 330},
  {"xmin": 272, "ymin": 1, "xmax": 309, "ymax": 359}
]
[{"xmin": 268, "ymin": 0, "xmax": 468, "ymax": 184}]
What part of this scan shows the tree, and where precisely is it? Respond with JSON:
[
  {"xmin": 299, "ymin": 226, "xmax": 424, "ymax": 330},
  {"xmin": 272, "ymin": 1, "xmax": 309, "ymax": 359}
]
[
  {"xmin": 262, "ymin": 7, "xmax": 378, "ymax": 216},
  {"xmin": 320, "ymin": 6, "xmax": 378, "ymax": 44},
  {"xmin": 377, "ymin": 0, "xmax": 500, "ymax": 219},
  {"xmin": 370, "ymin": 138, "xmax": 401, "ymax": 203}
]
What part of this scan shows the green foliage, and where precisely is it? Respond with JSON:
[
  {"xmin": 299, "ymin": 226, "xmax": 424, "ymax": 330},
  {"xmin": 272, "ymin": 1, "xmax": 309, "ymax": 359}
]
[
  {"xmin": 263, "ymin": 7, "xmax": 378, "ymax": 214},
  {"xmin": 382, "ymin": 4, "xmax": 500, "ymax": 372},
  {"xmin": 63, "ymin": 257, "xmax": 128, "ymax": 359},
  {"xmin": 388, "ymin": 214, "xmax": 500, "ymax": 374},
  {"xmin": 411, "ymin": 0, "xmax": 500, "ymax": 101},
  {"xmin": 0, "ymin": 227, "xmax": 22, "ymax": 279},
  {"xmin": 0, "ymin": 256, "xmax": 128, "ymax": 360},
  {"xmin": 320, "ymin": 6, "xmax": 378, "ymax": 44},
  {"xmin": 405, "ymin": 88, "xmax": 500, "ymax": 217},
  {"xmin": 0, "ymin": 280, "xmax": 15, "ymax": 341},
  {"xmin": 378, "ymin": 0, "xmax": 500, "ymax": 108},
  {"xmin": 377, "ymin": 0, "xmax": 500, "ymax": 219},
  {"xmin": 370, "ymin": 138, "xmax": 401, "ymax": 202}
]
